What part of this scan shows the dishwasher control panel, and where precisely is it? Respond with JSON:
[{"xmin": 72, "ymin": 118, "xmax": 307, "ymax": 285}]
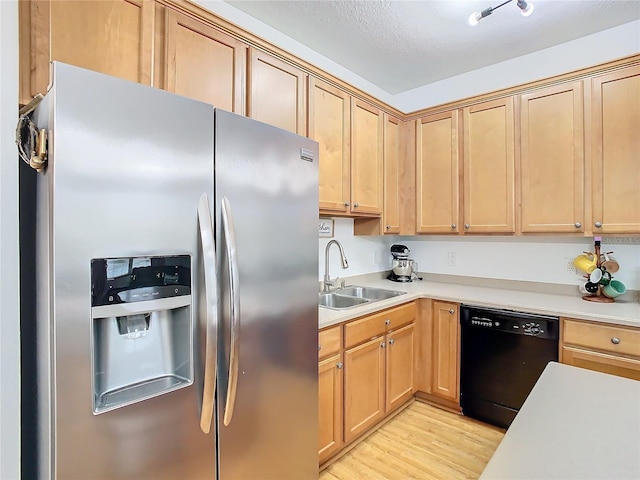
[{"xmin": 463, "ymin": 307, "xmax": 558, "ymax": 340}]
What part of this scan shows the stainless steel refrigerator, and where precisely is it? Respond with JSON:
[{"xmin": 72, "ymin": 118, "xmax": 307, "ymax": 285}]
[{"xmin": 24, "ymin": 62, "xmax": 319, "ymax": 479}]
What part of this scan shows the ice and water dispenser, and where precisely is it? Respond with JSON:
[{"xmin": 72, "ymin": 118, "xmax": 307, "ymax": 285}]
[{"xmin": 90, "ymin": 255, "xmax": 193, "ymax": 414}]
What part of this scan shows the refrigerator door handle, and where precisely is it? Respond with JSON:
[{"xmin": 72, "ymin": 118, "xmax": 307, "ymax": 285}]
[
  {"xmin": 221, "ymin": 196, "xmax": 240, "ymax": 427},
  {"xmin": 198, "ymin": 193, "xmax": 218, "ymax": 434}
]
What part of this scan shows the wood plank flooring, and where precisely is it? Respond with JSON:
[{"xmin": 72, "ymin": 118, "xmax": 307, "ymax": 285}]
[{"xmin": 319, "ymin": 401, "xmax": 504, "ymax": 480}]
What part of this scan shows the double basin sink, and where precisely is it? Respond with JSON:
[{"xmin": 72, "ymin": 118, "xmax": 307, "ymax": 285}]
[{"xmin": 319, "ymin": 285, "xmax": 407, "ymax": 310}]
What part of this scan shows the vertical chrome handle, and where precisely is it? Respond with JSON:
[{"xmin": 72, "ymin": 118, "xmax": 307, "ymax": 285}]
[
  {"xmin": 197, "ymin": 193, "xmax": 218, "ymax": 434},
  {"xmin": 222, "ymin": 196, "xmax": 241, "ymax": 427}
]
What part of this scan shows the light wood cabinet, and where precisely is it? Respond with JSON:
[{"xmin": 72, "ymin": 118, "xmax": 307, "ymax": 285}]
[
  {"xmin": 462, "ymin": 97, "xmax": 515, "ymax": 233},
  {"xmin": 385, "ymin": 323, "xmax": 415, "ymax": 411},
  {"xmin": 520, "ymin": 82, "xmax": 585, "ymax": 233},
  {"xmin": 318, "ymin": 352, "xmax": 343, "ymax": 463},
  {"xmin": 164, "ymin": 10, "xmax": 246, "ymax": 113},
  {"xmin": 590, "ymin": 65, "xmax": 640, "ymax": 234},
  {"xmin": 248, "ymin": 48, "xmax": 307, "ymax": 135},
  {"xmin": 350, "ymin": 99, "xmax": 384, "ymax": 216},
  {"xmin": 309, "ymin": 78, "xmax": 351, "ymax": 214},
  {"xmin": 21, "ymin": 0, "xmax": 154, "ymax": 104},
  {"xmin": 431, "ymin": 301, "xmax": 460, "ymax": 402},
  {"xmin": 561, "ymin": 318, "xmax": 640, "ymax": 381},
  {"xmin": 343, "ymin": 302, "xmax": 416, "ymax": 444},
  {"xmin": 383, "ymin": 114, "xmax": 402, "ymax": 234},
  {"xmin": 416, "ymin": 111, "xmax": 460, "ymax": 234}
]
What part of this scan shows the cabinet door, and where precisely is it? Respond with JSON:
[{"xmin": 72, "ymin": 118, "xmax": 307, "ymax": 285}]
[
  {"xmin": 24, "ymin": 0, "xmax": 154, "ymax": 103},
  {"xmin": 386, "ymin": 323, "xmax": 414, "ymax": 412},
  {"xmin": 562, "ymin": 347, "xmax": 640, "ymax": 381},
  {"xmin": 416, "ymin": 112, "xmax": 460, "ymax": 234},
  {"xmin": 165, "ymin": 10, "xmax": 246, "ymax": 113},
  {"xmin": 520, "ymin": 82, "xmax": 584, "ymax": 233},
  {"xmin": 591, "ymin": 65, "xmax": 640, "ymax": 234},
  {"xmin": 309, "ymin": 78, "xmax": 350, "ymax": 214},
  {"xmin": 431, "ymin": 301, "xmax": 460, "ymax": 402},
  {"xmin": 383, "ymin": 114, "xmax": 401, "ymax": 233},
  {"xmin": 318, "ymin": 353, "xmax": 343, "ymax": 463},
  {"xmin": 344, "ymin": 337, "xmax": 385, "ymax": 443},
  {"xmin": 350, "ymin": 99, "xmax": 384, "ymax": 215},
  {"xmin": 463, "ymin": 98, "xmax": 515, "ymax": 233},
  {"xmin": 248, "ymin": 48, "xmax": 307, "ymax": 135}
]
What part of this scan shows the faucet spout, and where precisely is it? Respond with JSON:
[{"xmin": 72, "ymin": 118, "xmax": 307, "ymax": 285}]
[{"xmin": 323, "ymin": 240, "xmax": 349, "ymax": 292}]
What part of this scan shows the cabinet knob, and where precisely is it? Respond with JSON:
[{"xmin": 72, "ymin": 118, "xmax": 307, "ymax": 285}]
[
  {"xmin": 386, "ymin": 225, "xmax": 391, "ymax": 230},
  {"xmin": 464, "ymin": 224, "xmax": 470, "ymax": 230},
  {"xmin": 385, "ymin": 319, "xmax": 391, "ymax": 325},
  {"xmin": 336, "ymin": 362, "xmax": 343, "ymax": 369},
  {"xmin": 574, "ymin": 222, "xmax": 582, "ymax": 228},
  {"xmin": 451, "ymin": 224, "xmax": 457, "ymax": 229},
  {"xmin": 389, "ymin": 339, "xmax": 395, "ymax": 345},
  {"xmin": 353, "ymin": 202, "xmax": 359, "ymax": 208},
  {"xmin": 344, "ymin": 201, "xmax": 350, "ymax": 207},
  {"xmin": 595, "ymin": 221, "xmax": 603, "ymax": 228},
  {"xmin": 611, "ymin": 337, "xmax": 621, "ymax": 345},
  {"xmin": 380, "ymin": 342, "xmax": 386, "ymax": 348},
  {"xmin": 449, "ymin": 308, "xmax": 455, "ymax": 314},
  {"xmin": 318, "ymin": 345, "xmax": 322, "ymax": 351}
]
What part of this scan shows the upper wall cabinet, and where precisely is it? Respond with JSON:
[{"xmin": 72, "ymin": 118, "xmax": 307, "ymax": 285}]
[
  {"xmin": 309, "ymin": 78, "xmax": 351, "ymax": 215},
  {"xmin": 248, "ymin": 49, "xmax": 307, "ymax": 135},
  {"xmin": 520, "ymin": 82, "xmax": 584, "ymax": 233},
  {"xmin": 20, "ymin": 0, "xmax": 154, "ymax": 104},
  {"xmin": 591, "ymin": 65, "xmax": 640, "ymax": 234},
  {"xmin": 350, "ymin": 99, "xmax": 384, "ymax": 216},
  {"xmin": 383, "ymin": 114, "xmax": 401, "ymax": 233},
  {"xmin": 416, "ymin": 111, "xmax": 460, "ymax": 234},
  {"xmin": 165, "ymin": 10, "xmax": 246, "ymax": 113},
  {"xmin": 462, "ymin": 97, "xmax": 515, "ymax": 234}
]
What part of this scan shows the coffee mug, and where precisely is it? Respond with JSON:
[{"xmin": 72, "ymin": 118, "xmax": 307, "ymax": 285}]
[
  {"xmin": 579, "ymin": 281, "xmax": 599, "ymax": 295},
  {"xmin": 600, "ymin": 252, "xmax": 620, "ymax": 274},
  {"xmin": 573, "ymin": 252, "xmax": 598, "ymax": 274},
  {"xmin": 602, "ymin": 279, "xmax": 626, "ymax": 298},
  {"xmin": 590, "ymin": 267, "xmax": 611, "ymax": 285}
]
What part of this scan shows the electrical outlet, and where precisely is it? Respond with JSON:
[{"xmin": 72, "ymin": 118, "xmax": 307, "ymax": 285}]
[
  {"xmin": 447, "ymin": 252, "xmax": 457, "ymax": 267},
  {"xmin": 565, "ymin": 257, "xmax": 576, "ymax": 274}
]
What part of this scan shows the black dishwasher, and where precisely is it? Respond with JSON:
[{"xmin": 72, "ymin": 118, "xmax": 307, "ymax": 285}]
[{"xmin": 460, "ymin": 305, "xmax": 559, "ymax": 429}]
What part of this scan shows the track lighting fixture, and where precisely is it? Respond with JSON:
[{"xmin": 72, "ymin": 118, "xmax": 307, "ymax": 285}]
[{"xmin": 468, "ymin": 0, "xmax": 535, "ymax": 26}]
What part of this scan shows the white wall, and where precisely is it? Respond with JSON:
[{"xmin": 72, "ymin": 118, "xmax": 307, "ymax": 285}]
[{"xmin": 0, "ymin": 1, "xmax": 21, "ymax": 479}]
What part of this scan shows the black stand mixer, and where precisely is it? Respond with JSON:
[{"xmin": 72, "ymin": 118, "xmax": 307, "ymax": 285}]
[{"xmin": 388, "ymin": 244, "xmax": 420, "ymax": 282}]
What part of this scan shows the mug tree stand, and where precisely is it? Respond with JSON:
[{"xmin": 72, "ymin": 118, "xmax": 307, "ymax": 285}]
[{"xmin": 582, "ymin": 239, "xmax": 614, "ymax": 303}]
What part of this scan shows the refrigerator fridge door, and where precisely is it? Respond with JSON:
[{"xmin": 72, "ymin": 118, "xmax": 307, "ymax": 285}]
[
  {"xmin": 32, "ymin": 63, "xmax": 217, "ymax": 479},
  {"xmin": 214, "ymin": 110, "xmax": 319, "ymax": 480}
]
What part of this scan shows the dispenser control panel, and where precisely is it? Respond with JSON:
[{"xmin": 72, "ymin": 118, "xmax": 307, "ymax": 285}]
[{"xmin": 91, "ymin": 255, "xmax": 191, "ymax": 307}]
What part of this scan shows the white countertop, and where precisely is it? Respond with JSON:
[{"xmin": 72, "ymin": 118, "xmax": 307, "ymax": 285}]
[
  {"xmin": 318, "ymin": 276, "xmax": 640, "ymax": 329},
  {"xmin": 480, "ymin": 362, "xmax": 640, "ymax": 480}
]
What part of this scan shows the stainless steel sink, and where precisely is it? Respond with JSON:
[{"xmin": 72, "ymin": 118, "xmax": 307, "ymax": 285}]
[
  {"xmin": 336, "ymin": 286, "xmax": 406, "ymax": 301},
  {"xmin": 318, "ymin": 293, "xmax": 369, "ymax": 310},
  {"xmin": 319, "ymin": 285, "xmax": 406, "ymax": 310}
]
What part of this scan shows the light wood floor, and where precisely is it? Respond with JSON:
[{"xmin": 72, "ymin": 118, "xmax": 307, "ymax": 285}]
[{"xmin": 319, "ymin": 401, "xmax": 505, "ymax": 480}]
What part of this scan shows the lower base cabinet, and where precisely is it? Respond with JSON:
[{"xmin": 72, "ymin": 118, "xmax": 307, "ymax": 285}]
[
  {"xmin": 561, "ymin": 318, "xmax": 640, "ymax": 381},
  {"xmin": 318, "ymin": 353, "xmax": 343, "ymax": 463},
  {"xmin": 319, "ymin": 301, "xmax": 416, "ymax": 464}
]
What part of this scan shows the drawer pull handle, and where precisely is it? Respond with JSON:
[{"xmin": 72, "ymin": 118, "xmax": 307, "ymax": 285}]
[
  {"xmin": 336, "ymin": 362, "xmax": 343, "ymax": 369},
  {"xmin": 385, "ymin": 319, "xmax": 391, "ymax": 325},
  {"xmin": 611, "ymin": 337, "xmax": 621, "ymax": 345}
]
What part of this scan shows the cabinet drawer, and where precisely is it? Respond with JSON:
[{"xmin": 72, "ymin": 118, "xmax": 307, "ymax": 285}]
[
  {"xmin": 345, "ymin": 302, "xmax": 415, "ymax": 349},
  {"xmin": 319, "ymin": 326, "xmax": 342, "ymax": 359},
  {"xmin": 562, "ymin": 346, "xmax": 640, "ymax": 381},
  {"xmin": 563, "ymin": 319, "xmax": 640, "ymax": 357}
]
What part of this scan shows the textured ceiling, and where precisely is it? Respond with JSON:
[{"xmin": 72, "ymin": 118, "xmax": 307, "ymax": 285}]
[{"xmin": 225, "ymin": 0, "xmax": 640, "ymax": 94}]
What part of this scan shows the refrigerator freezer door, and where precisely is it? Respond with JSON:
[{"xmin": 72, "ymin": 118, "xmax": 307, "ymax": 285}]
[
  {"xmin": 214, "ymin": 110, "xmax": 319, "ymax": 480},
  {"xmin": 35, "ymin": 63, "xmax": 216, "ymax": 479}
]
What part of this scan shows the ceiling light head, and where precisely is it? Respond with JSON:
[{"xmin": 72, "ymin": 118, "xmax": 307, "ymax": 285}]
[
  {"xmin": 517, "ymin": 0, "xmax": 535, "ymax": 17},
  {"xmin": 468, "ymin": 7, "xmax": 493, "ymax": 26}
]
